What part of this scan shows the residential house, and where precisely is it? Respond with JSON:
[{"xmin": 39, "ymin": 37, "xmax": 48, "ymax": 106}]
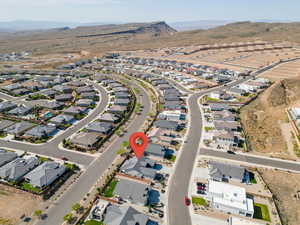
[
  {"xmin": 206, "ymin": 180, "xmax": 254, "ymax": 218},
  {"xmin": 53, "ymin": 85, "xmax": 73, "ymax": 93},
  {"xmin": 0, "ymin": 101, "xmax": 17, "ymax": 112},
  {"xmin": 70, "ymin": 132, "xmax": 102, "ymax": 150},
  {"xmin": 208, "ymin": 161, "xmax": 247, "ymax": 183},
  {"xmin": 209, "ymin": 103, "xmax": 231, "ymax": 111},
  {"xmin": 103, "ymin": 204, "xmax": 158, "ymax": 225},
  {"xmin": 0, "ymin": 149, "xmax": 18, "ymax": 167},
  {"xmin": 80, "ymin": 92, "xmax": 97, "ymax": 99},
  {"xmin": 213, "ymin": 132, "xmax": 239, "ymax": 148},
  {"xmin": 120, "ymin": 157, "xmax": 162, "ymax": 180},
  {"xmin": 113, "ymin": 179, "xmax": 160, "ymax": 206},
  {"xmin": 55, "ymin": 94, "xmax": 73, "ymax": 102},
  {"xmin": 49, "ymin": 114, "xmax": 74, "ymax": 126},
  {"xmin": 24, "ymin": 161, "xmax": 66, "ymax": 188},
  {"xmin": 107, "ymin": 105, "xmax": 127, "ymax": 114},
  {"xmin": 8, "ymin": 105, "xmax": 33, "ymax": 116},
  {"xmin": 114, "ymin": 98, "xmax": 130, "ymax": 106},
  {"xmin": 154, "ymin": 120, "xmax": 179, "ymax": 131},
  {"xmin": 63, "ymin": 106, "xmax": 86, "ymax": 115},
  {"xmin": 40, "ymin": 101, "xmax": 63, "ymax": 110},
  {"xmin": 213, "ymin": 111, "xmax": 236, "ymax": 122},
  {"xmin": 4, "ymin": 121, "xmax": 35, "ymax": 136},
  {"xmin": 145, "ymin": 143, "xmax": 173, "ymax": 158},
  {"xmin": 86, "ymin": 121, "xmax": 113, "ymax": 134},
  {"xmin": 75, "ymin": 99, "xmax": 94, "ymax": 107},
  {"xmin": 99, "ymin": 113, "xmax": 120, "ymax": 123},
  {"xmin": 0, "ymin": 157, "xmax": 40, "ymax": 181},
  {"xmin": 158, "ymin": 110, "xmax": 184, "ymax": 121},
  {"xmin": 24, "ymin": 125, "xmax": 56, "ymax": 139},
  {"xmin": 214, "ymin": 121, "xmax": 240, "ymax": 132},
  {"xmin": 0, "ymin": 120, "xmax": 16, "ymax": 132}
]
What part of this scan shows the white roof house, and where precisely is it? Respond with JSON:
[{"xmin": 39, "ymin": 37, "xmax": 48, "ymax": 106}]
[
  {"xmin": 290, "ymin": 107, "xmax": 300, "ymax": 120},
  {"xmin": 228, "ymin": 217, "xmax": 264, "ymax": 225},
  {"xmin": 207, "ymin": 180, "xmax": 254, "ymax": 218}
]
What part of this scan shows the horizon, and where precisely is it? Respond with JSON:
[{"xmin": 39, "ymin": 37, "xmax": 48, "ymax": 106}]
[{"xmin": 0, "ymin": 0, "xmax": 299, "ymax": 23}]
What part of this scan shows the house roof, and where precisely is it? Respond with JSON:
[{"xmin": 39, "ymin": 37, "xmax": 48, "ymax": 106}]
[
  {"xmin": 70, "ymin": 132, "xmax": 101, "ymax": 147},
  {"xmin": 64, "ymin": 106, "xmax": 85, "ymax": 114},
  {"xmin": 0, "ymin": 120, "xmax": 16, "ymax": 131},
  {"xmin": 0, "ymin": 101, "xmax": 17, "ymax": 112},
  {"xmin": 120, "ymin": 157, "xmax": 157, "ymax": 179},
  {"xmin": 24, "ymin": 125, "xmax": 56, "ymax": 138},
  {"xmin": 49, "ymin": 114, "xmax": 74, "ymax": 124},
  {"xmin": 154, "ymin": 120, "xmax": 179, "ymax": 130},
  {"xmin": 0, "ymin": 149, "xmax": 18, "ymax": 167},
  {"xmin": 8, "ymin": 105, "xmax": 32, "ymax": 115},
  {"xmin": 99, "ymin": 113, "xmax": 119, "ymax": 122},
  {"xmin": 145, "ymin": 143, "xmax": 165, "ymax": 157},
  {"xmin": 103, "ymin": 205, "xmax": 152, "ymax": 225},
  {"xmin": 4, "ymin": 121, "xmax": 35, "ymax": 135},
  {"xmin": 113, "ymin": 179, "xmax": 151, "ymax": 205},
  {"xmin": 209, "ymin": 161, "xmax": 245, "ymax": 181},
  {"xmin": 0, "ymin": 157, "xmax": 39, "ymax": 181},
  {"xmin": 24, "ymin": 161, "xmax": 65, "ymax": 188},
  {"xmin": 86, "ymin": 121, "xmax": 113, "ymax": 134},
  {"xmin": 40, "ymin": 101, "xmax": 63, "ymax": 109}
]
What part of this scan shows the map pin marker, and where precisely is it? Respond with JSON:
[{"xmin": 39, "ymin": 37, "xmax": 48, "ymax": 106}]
[{"xmin": 129, "ymin": 132, "xmax": 148, "ymax": 160}]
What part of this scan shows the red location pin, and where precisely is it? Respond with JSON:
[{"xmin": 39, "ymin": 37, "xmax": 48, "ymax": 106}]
[{"xmin": 129, "ymin": 132, "xmax": 148, "ymax": 160}]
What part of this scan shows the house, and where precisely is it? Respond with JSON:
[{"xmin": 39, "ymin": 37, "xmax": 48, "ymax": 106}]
[
  {"xmin": 120, "ymin": 157, "xmax": 162, "ymax": 180},
  {"xmin": 164, "ymin": 101, "xmax": 183, "ymax": 110},
  {"xmin": 86, "ymin": 121, "xmax": 113, "ymax": 134},
  {"xmin": 214, "ymin": 121, "xmax": 240, "ymax": 132},
  {"xmin": 0, "ymin": 101, "xmax": 17, "ymax": 112},
  {"xmin": 213, "ymin": 132, "xmax": 239, "ymax": 148},
  {"xmin": 209, "ymin": 103, "xmax": 231, "ymax": 111},
  {"xmin": 208, "ymin": 161, "xmax": 247, "ymax": 183},
  {"xmin": 103, "ymin": 204, "xmax": 157, "ymax": 225},
  {"xmin": 40, "ymin": 101, "xmax": 63, "ymax": 110},
  {"xmin": 4, "ymin": 121, "xmax": 35, "ymax": 136},
  {"xmin": 8, "ymin": 105, "xmax": 33, "ymax": 116},
  {"xmin": 114, "ymin": 98, "xmax": 130, "ymax": 106},
  {"xmin": 0, "ymin": 120, "xmax": 16, "ymax": 132},
  {"xmin": 115, "ymin": 92, "xmax": 129, "ymax": 99},
  {"xmin": 145, "ymin": 143, "xmax": 172, "ymax": 158},
  {"xmin": 75, "ymin": 99, "xmax": 94, "ymax": 107},
  {"xmin": 113, "ymin": 179, "xmax": 160, "ymax": 206},
  {"xmin": 158, "ymin": 110, "xmax": 184, "ymax": 121},
  {"xmin": 76, "ymin": 86, "xmax": 94, "ymax": 94},
  {"xmin": 99, "ymin": 113, "xmax": 120, "ymax": 123},
  {"xmin": 41, "ymin": 90, "xmax": 57, "ymax": 98},
  {"xmin": 0, "ymin": 149, "xmax": 18, "ymax": 167},
  {"xmin": 206, "ymin": 180, "xmax": 254, "ymax": 218},
  {"xmin": 11, "ymin": 88, "xmax": 30, "ymax": 96},
  {"xmin": 80, "ymin": 92, "xmax": 97, "ymax": 99},
  {"xmin": 0, "ymin": 156, "xmax": 40, "ymax": 181},
  {"xmin": 53, "ymin": 85, "xmax": 73, "ymax": 93},
  {"xmin": 112, "ymin": 87, "xmax": 128, "ymax": 93},
  {"xmin": 24, "ymin": 161, "xmax": 66, "ymax": 188},
  {"xmin": 49, "ymin": 114, "xmax": 74, "ymax": 126},
  {"xmin": 213, "ymin": 111, "xmax": 236, "ymax": 122},
  {"xmin": 24, "ymin": 125, "xmax": 56, "ymax": 139},
  {"xmin": 55, "ymin": 94, "xmax": 73, "ymax": 102},
  {"xmin": 63, "ymin": 106, "xmax": 86, "ymax": 115},
  {"xmin": 107, "ymin": 105, "xmax": 127, "ymax": 114},
  {"xmin": 70, "ymin": 132, "xmax": 102, "ymax": 150},
  {"xmin": 154, "ymin": 120, "xmax": 179, "ymax": 131},
  {"xmin": 228, "ymin": 88, "xmax": 246, "ymax": 96}
]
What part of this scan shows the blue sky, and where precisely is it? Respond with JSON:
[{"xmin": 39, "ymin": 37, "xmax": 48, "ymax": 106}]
[{"xmin": 0, "ymin": 0, "xmax": 299, "ymax": 22}]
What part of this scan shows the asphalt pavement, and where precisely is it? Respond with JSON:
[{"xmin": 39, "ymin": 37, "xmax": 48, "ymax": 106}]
[{"xmin": 36, "ymin": 76, "xmax": 152, "ymax": 225}]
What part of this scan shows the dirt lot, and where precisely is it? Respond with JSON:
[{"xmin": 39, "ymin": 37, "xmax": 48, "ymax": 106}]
[
  {"xmin": 0, "ymin": 184, "xmax": 42, "ymax": 225},
  {"xmin": 240, "ymin": 78, "xmax": 300, "ymax": 160},
  {"xmin": 258, "ymin": 169, "xmax": 300, "ymax": 225}
]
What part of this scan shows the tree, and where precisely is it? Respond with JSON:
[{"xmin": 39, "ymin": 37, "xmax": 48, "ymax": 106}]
[
  {"xmin": 72, "ymin": 203, "xmax": 81, "ymax": 213},
  {"xmin": 34, "ymin": 210, "xmax": 42, "ymax": 219},
  {"xmin": 63, "ymin": 213, "xmax": 73, "ymax": 223},
  {"xmin": 122, "ymin": 141, "xmax": 129, "ymax": 148}
]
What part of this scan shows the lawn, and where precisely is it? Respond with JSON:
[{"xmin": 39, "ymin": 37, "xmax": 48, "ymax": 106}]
[
  {"xmin": 21, "ymin": 182, "xmax": 42, "ymax": 194},
  {"xmin": 253, "ymin": 203, "xmax": 271, "ymax": 221},
  {"xmin": 103, "ymin": 179, "xmax": 118, "ymax": 197},
  {"xmin": 84, "ymin": 220, "xmax": 103, "ymax": 225},
  {"xmin": 204, "ymin": 127, "xmax": 214, "ymax": 132},
  {"xmin": 192, "ymin": 196, "xmax": 208, "ymax": 206}
]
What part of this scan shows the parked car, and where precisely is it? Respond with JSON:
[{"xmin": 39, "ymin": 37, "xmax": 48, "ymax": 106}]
[
  {"xmin": 227, "ymin": 150, "xmax": 236, "ymax": 155},
  {"xmin": 184, "ymin": 196, "xmax": 191, "ymax": 206}
]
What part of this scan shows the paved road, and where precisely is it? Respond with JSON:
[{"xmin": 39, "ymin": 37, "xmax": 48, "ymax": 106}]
[
  {"xmin": 36, "ymin": 77, "xmax": 152, "ymax": 225},
  {"xmin": 0, "ymin": 81, "xmax": 109, "ymax": 166},
  {"xmin": 201, "ymin": 148, "xmax": 300, "ymax": 172},
  {"xmin": 167, "ymin": 78, "xmax": 251, "ymax": 225}
]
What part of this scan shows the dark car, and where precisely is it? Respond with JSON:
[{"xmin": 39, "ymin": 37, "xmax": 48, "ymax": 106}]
[
  {"xmin": 227, "ymin": 150, "xmax": 236, "ymax": 155},
  {"xmin": 184, "ymin": 196, "xmax": 191, "ymax": 206},
  {"xmin": 61, "ymin": 157, "xmax": 69, "ymax": 161}
]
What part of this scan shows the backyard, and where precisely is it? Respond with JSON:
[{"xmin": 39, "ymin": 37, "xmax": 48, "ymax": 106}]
[
  {"xmin": 253, "ymin": 203, "xmax": 271, "ymax": 221},
  {"xmin": 103, "ymin": 179, "xmax": 118, "ymax": 198}
]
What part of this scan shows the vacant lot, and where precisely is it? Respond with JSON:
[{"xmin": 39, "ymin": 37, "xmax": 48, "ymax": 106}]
[
  {"xmin": 0, "ymin": 184, "xmax": 42, "ymax": 225},
  {"xmin": 259, "ymin": 169, "xmax": 300, "ymax": 225},
  {"xmin": 240, "ymin": 78, "xmax": 300, "ymax": 159}
]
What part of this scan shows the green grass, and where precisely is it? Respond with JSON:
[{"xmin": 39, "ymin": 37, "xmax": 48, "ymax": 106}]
[
  {"xmin": 103, "ymin": 179, "xmax": 118, "ymax": 197},
  {"xmin": 167, "ymin": 155, "xmax": 176, "ymax": 162},
  {"xmin": 192, "ymin": 197, "xmax": 208, "ymax": 206},
  {"xmin": 22, "ymin": 182, "xmax": 42, "ymax": 193},
  {"xmin": 204, "ymin": 127, "xmax": 214, "ymax": 132},
  {"xmin": 253, "ymin": 203, "xmax": 271, "ymax": 221},
  {"xmin": 84, "ymin": 220, "xmax": 103, "ymax": 225},
  {"xmin": 206, "ymin": 97, "xmax": 220, "ymax": 102}
]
